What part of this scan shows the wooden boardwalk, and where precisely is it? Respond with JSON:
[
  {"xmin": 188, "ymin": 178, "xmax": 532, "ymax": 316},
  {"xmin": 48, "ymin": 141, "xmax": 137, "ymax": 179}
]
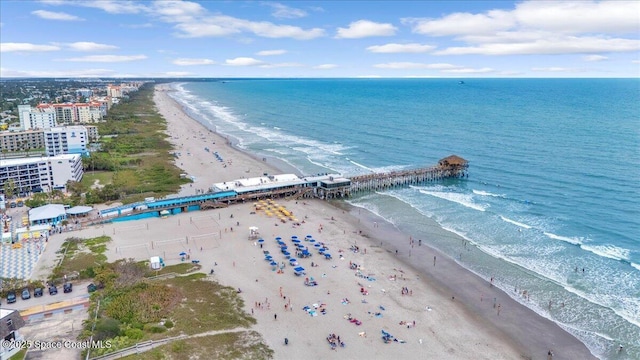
[
  {"xmin": 96, "ymin": 155, "xmax": 468, "ymax": 222},
  {"xmin": 321, "ymin": 155, "xmax": 469, "ymax": 198}
]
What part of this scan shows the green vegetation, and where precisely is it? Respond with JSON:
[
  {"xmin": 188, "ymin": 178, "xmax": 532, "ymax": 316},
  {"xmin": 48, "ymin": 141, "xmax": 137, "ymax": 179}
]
[
  {"xmin": 66, "ymin": 84, "xmax": 190, "ymax": 205},
  {"xmin": 82, "ymin": 263, "xmax": 264, "ymax": 358},
  {"xmin": 49, "ymin": 236, "xmax": 111, "ymax": 282},
  {"xmin": 143, "ymin": 262, "xmax": 201, "ymax": 277},
  {"xmin": 8, "ymin": 348, "xmax": 27, "ymax": 360},
  {"xmin": 120, "ymin": 332, "xmax": 273, "ymax": 360}
]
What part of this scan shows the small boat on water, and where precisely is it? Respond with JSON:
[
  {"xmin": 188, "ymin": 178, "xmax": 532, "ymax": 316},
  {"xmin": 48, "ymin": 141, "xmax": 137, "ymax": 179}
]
[{"xmin": 459, "ymin": 80, "xmax": 465, "ymax": 84}]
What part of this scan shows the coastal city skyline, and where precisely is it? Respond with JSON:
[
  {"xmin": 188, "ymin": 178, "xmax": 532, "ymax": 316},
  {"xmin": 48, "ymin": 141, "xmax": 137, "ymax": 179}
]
[{"xmin": 1, "ymin": 0, "xmax": 639, "ymax": 78}]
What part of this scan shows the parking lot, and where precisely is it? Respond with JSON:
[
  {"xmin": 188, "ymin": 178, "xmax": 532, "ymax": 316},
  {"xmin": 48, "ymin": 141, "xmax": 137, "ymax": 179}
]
[{"xmin": 2, "ymin": 280, "xmax": 92, "ymax": 311}]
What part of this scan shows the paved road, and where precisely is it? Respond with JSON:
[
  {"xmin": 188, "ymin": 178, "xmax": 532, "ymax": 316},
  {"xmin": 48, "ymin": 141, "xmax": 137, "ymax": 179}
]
[{"xmin": 2, "ymin": 280, "xmax": 92, "ymax": 312}]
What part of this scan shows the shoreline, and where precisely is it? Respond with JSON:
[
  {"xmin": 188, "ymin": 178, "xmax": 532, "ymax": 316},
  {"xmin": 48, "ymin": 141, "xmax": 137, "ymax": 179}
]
[
  {"xmin": 52, "ymin": 82, "xmax": 593, "ymax": 359},
  {"xmin": 155, "ymin": 82, "xmax": 597, "ymax": 359}
]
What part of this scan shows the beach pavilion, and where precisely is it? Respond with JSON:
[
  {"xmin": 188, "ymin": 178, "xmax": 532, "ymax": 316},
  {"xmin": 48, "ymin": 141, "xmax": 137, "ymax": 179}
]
[
  {"xmin": 66, "ymin": 205, "xmax": 93, "ymax": 218},
  {"xmin": 28, "ymin": 204, "xmax": 67, "ymax": 226}
]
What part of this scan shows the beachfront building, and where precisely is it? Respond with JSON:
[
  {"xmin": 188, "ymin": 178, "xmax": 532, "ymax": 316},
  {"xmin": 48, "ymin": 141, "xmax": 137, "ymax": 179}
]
[
  {"xmin": 0, "ymin": 129, "xmax": 45, "ymax": 152},
  {"xmin": 0, "ymin": 309, "xmax": 26, "ymax": 360},
  {"xmin": 0, "ymin": 154, "xmax": 84, "ymax": 194},
  {"xmin": 52, "ymin": 103, "xmax": 103, "ymax": 125},
  {"xmin": 212, "ymin": 174, "xmax": 309, "ymax": 198},
  {"xmin": 28, "ymin": 204, "xmax": 67, "ymax": 226},
  {"xmin": 44, "ymin": 126, "xmax": 88, "ymax": 156},
  {"xmin": 18, "ymin": 104, "xmax": 57, "ymax": 130}
]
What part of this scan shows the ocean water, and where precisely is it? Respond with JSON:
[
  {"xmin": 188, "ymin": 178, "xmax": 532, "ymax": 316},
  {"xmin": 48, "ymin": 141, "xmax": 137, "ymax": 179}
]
[{"xmin": 168, "ymin": 78, "xmax": 640, "ymax": 359}]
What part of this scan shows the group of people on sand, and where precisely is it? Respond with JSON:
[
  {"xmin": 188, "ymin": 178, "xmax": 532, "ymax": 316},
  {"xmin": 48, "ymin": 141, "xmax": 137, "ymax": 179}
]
[{"xmin": 327, "ymin": 333, "xmax": 345, "ymax": 350}]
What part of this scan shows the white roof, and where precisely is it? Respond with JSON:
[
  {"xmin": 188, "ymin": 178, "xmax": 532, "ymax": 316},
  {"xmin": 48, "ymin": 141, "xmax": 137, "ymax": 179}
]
[
  {"xmin": 0, "ymin": 154, "xmax": 80, "ymax": 167},
  {"xmin": 212, "ymin": 174, "xmax": 304, "ymax": 192},
  {"xmin": 66, "ymin": 205, "xmax": 93, "ymax": 215},
  {"xmin": 29, "ymin": 204, "xmax": 66, "ymax": 222}
]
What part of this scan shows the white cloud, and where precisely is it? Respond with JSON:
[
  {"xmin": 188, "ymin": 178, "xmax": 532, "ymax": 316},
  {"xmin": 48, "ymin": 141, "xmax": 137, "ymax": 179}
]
[
  {"xmin": 174, "ymin": 15, "xmax": 324, "ymax": 40},
  {"xmin": 583, "ymin": 55, "xmax": 608, "ymax": 62},
  {"xmin": 314, "ymin": 64, "xmax": 338, "ymax": 69},
  {"xmin": 0, "ymin": 67, "xmax": 117, "ymax": 77},
  {"xmin": 65, "ymin": 42, "xmax": 119, "ymax": 51},
  {"xmin": 225, "ymin": 57, "xmax": 264, "ymax": 66},
  {"xmin": 172, "ymin": 58, "xmax": 216, "ymax": 66},
  {"xmin": 434, "ymin": 36, "xmax": 640, "ymax": 55},
  {"xmin": 121, "ymin": 23, "xmax": 153, "ymax": 28},
  {"xmin": 531, "ymin": 67, "xmax": 580, "ymax": 72},
  {"xmin": 336, "ymin": 20, "xmax": 397, "ymax": 39},
  {"xmin": 31, "ymin": 10, "xmax": 84, "ymax": 21},
  {"xmin": 151, "ymin": 1, "xmax": 206, "ymax": 23},
  {"xmin": 259, "ymin": 62, "xmax": 304, "ymax": 68},
  {"xmin": 60, "ymin": 55, "xmax": 147, "ymax": 62},
  {"xmin": 0, "ymin": 42, "xmax": 60, "ymax": 52},
  {"xmin": 256, "ymin": 49, "xmax": 287, "ymax": 56},
  {"xmin": 267, "ymin": 3, "xmax": 307, "ymax": 19},
  {"xmin": 407, "ymin": 1, "xmax": 640, "ymax": 56},
  {"xmin": 374, "ymin": 62, "xmax": 459, "ymax": 69},
  {"xmin": 441, "ymin": 67, "xmax": 494, "ymax": 73},
  {"xmin": 404, "ymin": 10, "xmax": 514, "ymax": 36},
  {"xmin": 367, "ymin": 43, "xmax": 435, "ymax": 53},
  {"xmin": 163, "ymin": 71, "xmax": 193, "ymax": 77},
  {"xmin": 75, "ymin": 0, "xmax": 148, "ymax": 14},
  {"xmin": 632, "ymin": 60, "xmax": 640, "ymax": 64},
  {"xmin": 514, "ymin": 1, "xmax": 640, "ymax": 34}
]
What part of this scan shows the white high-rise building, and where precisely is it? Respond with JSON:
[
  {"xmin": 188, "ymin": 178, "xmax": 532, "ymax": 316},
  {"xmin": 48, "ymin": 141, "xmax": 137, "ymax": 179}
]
[
  {"xmin": 44, "ymin": 126, "xmax": 88, "ymax": 156},
  {"xmin": 0, "ymin": 154, "xmax": 84, "ymax": 194},
  {"xmin": 18, "ymin": 104, "xmax": 57, "ymax": 130}
]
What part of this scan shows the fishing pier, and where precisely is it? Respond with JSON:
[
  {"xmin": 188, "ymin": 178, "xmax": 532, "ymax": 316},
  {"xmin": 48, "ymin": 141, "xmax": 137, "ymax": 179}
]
[
  {"xmin": 99, "ymin": 155, "xmax": 468, "ymax": 221},
  {"xmin": 330, "ymin": 155, "xmax": 469, "ymax": 198}
]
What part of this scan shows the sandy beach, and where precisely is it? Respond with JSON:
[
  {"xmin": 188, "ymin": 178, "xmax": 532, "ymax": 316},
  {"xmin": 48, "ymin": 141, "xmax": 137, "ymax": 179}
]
[{"xmin": 32, "ymin": 83, "xmax": 596, "ymax": 360}]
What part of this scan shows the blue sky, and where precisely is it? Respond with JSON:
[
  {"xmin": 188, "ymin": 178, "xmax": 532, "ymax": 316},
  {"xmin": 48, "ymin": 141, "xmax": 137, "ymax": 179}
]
[{"xmin": 1, "ymin": 0, "xmax": 639, "ymax": 78}]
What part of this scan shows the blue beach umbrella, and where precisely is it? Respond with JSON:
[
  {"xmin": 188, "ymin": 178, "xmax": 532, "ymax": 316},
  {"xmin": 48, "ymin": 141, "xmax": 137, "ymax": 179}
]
[
  {"xmin": 270, "ymin": 261, "xmax": 277, "ymax": 266},
  {"xmin": 275, "ymin": 237, "xmax": 282, "ymax": 241},
  {"xmin": 309, "ymin": 239, "xmax": 316, "ymax": 243},
  {"xmin": 179, "ymin": 252, "xmax": 187, "ymax": 256},
  {"xmin": 291, "ymin": 235, "xmax": 298, "ymax": 240},
  {"xmin": 292, "ymin": 239, "xmax": 301, "ymax": 243},
  {"xmin": 258, "ymin": 239, "xmax": 265, "ymax": 243},
  {"xmin": 314, "ymin": 243, "xmax": 321, "ymax": 248}
]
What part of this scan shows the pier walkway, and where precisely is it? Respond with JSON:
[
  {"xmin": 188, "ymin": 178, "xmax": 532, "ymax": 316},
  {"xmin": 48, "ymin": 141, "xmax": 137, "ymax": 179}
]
[{"xmin": 98, "ymin": 155, "xmax": 468, "ymax": 222}]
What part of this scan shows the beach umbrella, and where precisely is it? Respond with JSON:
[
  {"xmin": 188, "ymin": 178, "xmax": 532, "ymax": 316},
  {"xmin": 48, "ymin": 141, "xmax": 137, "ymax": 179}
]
[
  {"xmin": 258, "ymin": 239, "xmax": 265, "ymax": 243},
  {"xmin": 318, "ymin": 248, "xmax": 325, "ymax": 253},
  {"xmin": 292, "ymin": 239, "xmax": 301, "ymax": 243},
  {"xmin": 275, "ymin": 237, "xmax": 282, "ymax": 241},
  {"xmin": 270, "ymin": 261, "xmax": 277, "ymax": 266},
  {"xmin": 314, "ymin": 243, "xmax": 321, "ymax": 248},
  {"xmin": 309, "ymin": 239, "xmax": 316, "ymax": 243},
  {"xmin": 179, "ymin": 252, "xmax": 187, "ymax": 256},
  {"xmin": 291, "ymin": 235, "xmax": 298, "ymax": 240},
  {"xmin": 306, "ymin": 235, "xmax": 313, "ymax": 239}
]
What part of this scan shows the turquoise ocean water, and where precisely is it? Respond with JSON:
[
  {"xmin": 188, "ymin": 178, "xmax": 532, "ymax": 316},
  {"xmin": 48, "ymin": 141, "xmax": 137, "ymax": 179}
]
[{"xmin": 168, "ymin": 79, "xmax": 640, "ymax": 359}]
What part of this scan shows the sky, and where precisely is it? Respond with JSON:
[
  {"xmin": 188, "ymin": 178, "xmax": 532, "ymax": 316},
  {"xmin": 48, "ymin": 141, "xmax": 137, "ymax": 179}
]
[{"xmin": 0, "ymin": 0, "xmax": 639, "ymax": 78}]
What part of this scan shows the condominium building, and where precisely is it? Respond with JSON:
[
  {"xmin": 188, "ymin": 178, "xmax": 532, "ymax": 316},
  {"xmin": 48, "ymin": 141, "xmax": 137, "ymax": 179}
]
[
  {"xmin": 44, "ymin": 126, "xmax": 88, "ymax": 156},
  {"xmin": 0, "ymin": 129, "xmax": 45, "ymax": 152},
  {"xmin": 0, "ymin": 154, "xmax": 84, "ymax": 194},
  {"xmin": 18, "ymin": 104, "xmax": 57, "ymax": 130}
]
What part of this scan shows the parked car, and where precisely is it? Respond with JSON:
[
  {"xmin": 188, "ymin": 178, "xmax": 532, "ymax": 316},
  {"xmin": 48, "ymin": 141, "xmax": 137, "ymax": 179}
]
[
  {"xmin": 17, "ymin": 201, "xmax": 24, "ymax": 207},
  {"xmin": 9, "ymin": 202, "xmax": 16, "ymax": 208},
  {"xmin": 7, "ymin": 291, "xmax": 17, "ymax": 303},
  {"xmin": 87, "ymin": 283, "xmax": 97, "ymax": 293},
  {"xmin": 63, "ymin": 283, "xmax": 73, "ymax": 293},
  {"xmin": 21, "ymin": 288, "xmax": 31, "ymax": 300},
  {"xmin": 49, "ymin": 285, "xmax": 58, "ymax": 295},
  {"xmin": 34, "ymin": 287, "xmax": 43, "ymax": 297}
]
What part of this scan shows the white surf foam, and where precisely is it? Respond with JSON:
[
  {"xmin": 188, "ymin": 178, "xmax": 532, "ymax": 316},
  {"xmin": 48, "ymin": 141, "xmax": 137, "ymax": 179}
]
[
  {"xmin": 418, "ymin": 188, "xmax": 488, "ymax": 212},
  {"xmin": 500, "ymin": 216, "xmax": 532, "ymax": 229},
  {"xmin": 544, "ymin": 232, "xmax": 583, "ymax": 245},
  {"xmin": 472, "ymin": 189, "xmax": 505, "ymax": 198},
  {"xmin": 581, "ymin": 244, "xmax": 630, "ymax": 262}
]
